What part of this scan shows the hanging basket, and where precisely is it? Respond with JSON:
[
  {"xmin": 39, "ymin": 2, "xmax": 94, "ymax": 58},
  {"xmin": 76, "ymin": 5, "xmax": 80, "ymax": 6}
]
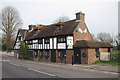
[{"xmin": 82, "ymin": 53, "xmax": 87, "ymax": 57}]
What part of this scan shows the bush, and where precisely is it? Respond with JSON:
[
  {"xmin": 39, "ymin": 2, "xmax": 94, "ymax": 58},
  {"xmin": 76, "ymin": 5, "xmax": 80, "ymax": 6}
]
[
  {"xmin": 2, "ymin": 44, "xmax": 6, "ymax": 51},
  {"xmin": 7, "ymin": 46, "xmax": 13, "ymax": 52},
  {"xmin": 0, "ymin": 44, "xmax": 2, "ymax": 51},
  {"xmin": 95, "ymin": 49, "xmax": 120, "ymax": 66},
  {"xmin": 111, "ymin": 50, "xmax": 119, "ymax": 62}
]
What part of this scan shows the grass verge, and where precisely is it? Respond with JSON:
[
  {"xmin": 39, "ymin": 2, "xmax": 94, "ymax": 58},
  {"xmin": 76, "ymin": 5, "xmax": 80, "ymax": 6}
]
[{"xmin": 95, "ymin": 49, "xmax": 120, "ymax": 66}]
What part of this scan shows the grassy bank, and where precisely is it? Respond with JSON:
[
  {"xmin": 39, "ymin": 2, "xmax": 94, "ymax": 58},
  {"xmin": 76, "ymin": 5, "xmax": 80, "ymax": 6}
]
[{"xmin": 95, "ymin": 50, "xmax": 120, "ymax": 66}]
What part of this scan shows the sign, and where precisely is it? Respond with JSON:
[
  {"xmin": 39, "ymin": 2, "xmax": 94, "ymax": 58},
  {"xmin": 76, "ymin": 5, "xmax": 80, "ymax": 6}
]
[{"xmin": 67, "ymin": 36, "xmax": 73, "ymax": 49}]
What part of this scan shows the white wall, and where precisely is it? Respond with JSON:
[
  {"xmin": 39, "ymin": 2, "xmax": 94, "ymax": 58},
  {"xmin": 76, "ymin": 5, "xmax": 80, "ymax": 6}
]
[
  {"xmin": 50, "ymin": 38, "xmax": 52, "ymax": 49},
  {"xmin": 58, "ymin": 43, "xmax": 66, "ymax": 49},
  {"xmin": 54, "ymin": 38, "xmax": 57, "ymax": 49}
]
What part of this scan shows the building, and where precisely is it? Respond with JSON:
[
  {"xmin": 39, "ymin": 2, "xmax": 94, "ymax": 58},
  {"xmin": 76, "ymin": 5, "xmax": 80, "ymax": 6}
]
[{"xmin": 13, "ymin": 12, "xmax": 113, "ymax": 64}]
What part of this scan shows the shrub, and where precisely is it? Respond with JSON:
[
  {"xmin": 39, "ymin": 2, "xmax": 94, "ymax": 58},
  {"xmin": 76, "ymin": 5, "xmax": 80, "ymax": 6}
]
[
  {"xmin": 2, "ymin": 44, "xmax": 6, "ymax": 51},
  {"xmin": 111, "ymin": 50, "xmax": 119, "ymax": 62},
  {"xmin": 20, "ymin": 41, "xmax": 28, "ymax": 59}
]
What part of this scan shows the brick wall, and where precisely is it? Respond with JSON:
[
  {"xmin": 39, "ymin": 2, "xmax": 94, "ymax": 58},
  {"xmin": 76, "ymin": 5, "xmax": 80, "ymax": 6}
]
[
  {"xmin": 33, "ymin": 50, "xmax": 51, "ymax": 62},
  {"xmin": 99, "ymin": 48, "xmax": 113, "ymax": 58},
  {"xmin": 87, "ymin": 48, "xmax": 113, "ymax": 64},
  {"xmin": 13, "ymin": 50, "xmax": 19, "ymax": 58},
  {"xmin": 39, "ymin": 50, "xmax": 51, "ymax": 62},
  {"xmin": 56, "ymin": 50, "xmax": 65, "ymax": 63},
  {"xmin": 88, "ymin": 49, "xmax": 99, "ymax": 64},
  {"xmin": 66, "ymin": 50, "xmax": 74, "ymax": 64},
  {"xmin": 73, "ymin": 22, "xmax": 93, "ymax": 43},
  {"xmin": 99, "ymin": 48, "xmax": 108, "ymax": 52}
]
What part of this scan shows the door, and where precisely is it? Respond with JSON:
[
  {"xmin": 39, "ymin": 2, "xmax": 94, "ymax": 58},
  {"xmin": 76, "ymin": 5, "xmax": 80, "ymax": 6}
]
[
  {"xmin": 28, "ymin": 50, "xmax": 33, "ymax": 60},
  {"xmin": 74, "ymin": 48, "xmax": 81, "ymax": 64},
  {"xmin": 51, "ymin": 50, "xmax": 56, "ymax": 62}
]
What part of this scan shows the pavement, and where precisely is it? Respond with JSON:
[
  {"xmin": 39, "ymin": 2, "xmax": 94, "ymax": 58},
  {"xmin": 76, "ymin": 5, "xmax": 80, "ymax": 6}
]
[
  {"xmin": 32, "ymin": 60, "xmax": 119, "ymax": 73},
  {"xmin": 1, "ymin": 51, "xmax": 119, "ymax": 78}
]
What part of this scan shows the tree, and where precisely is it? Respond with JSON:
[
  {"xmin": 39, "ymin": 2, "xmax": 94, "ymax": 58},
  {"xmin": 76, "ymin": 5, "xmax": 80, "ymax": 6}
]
[
  {"xmin": 54, "ymin": 16, "xmax": 69, "ymax": 23},
  {"xmin": 0, "ymin": 6, "xmax": 22, "ymax": 50},
  {"xmin": 116, "ymin": 33, "xmax": 120, "ymax": 50},
  {"xmin": 91, "ymin": 33, "xmax": 97, "ymax": 41},
  {"xmin": 97, "ymin": 32, "xmax": 113, "ymax": 45},
  {"xmin": 20, "ymin": 41, "xmax": 28, "ymax": 59}
]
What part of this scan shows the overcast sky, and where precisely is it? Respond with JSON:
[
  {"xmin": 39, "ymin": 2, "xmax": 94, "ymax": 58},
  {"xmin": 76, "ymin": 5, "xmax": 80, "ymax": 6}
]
[{"xmin": 0, "ymin": 0, "xmax": 119, "ymax": 36}]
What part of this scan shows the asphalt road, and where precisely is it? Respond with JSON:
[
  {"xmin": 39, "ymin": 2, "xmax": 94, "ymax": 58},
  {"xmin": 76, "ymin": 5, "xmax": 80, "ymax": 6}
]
[{"xmin": 1, "ymin": 53, "xmax": 118, "ymax": 78}]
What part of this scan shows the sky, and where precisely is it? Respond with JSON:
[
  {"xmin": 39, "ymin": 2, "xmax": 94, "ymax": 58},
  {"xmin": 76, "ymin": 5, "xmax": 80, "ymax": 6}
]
[{"xmin": 0, "ymin": 0, "xmax": 119, "ymax": 36}]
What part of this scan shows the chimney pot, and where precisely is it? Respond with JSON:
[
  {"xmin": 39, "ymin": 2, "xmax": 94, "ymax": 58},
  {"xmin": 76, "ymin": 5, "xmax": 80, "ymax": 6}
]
[{"xmin": 75, "ymin": 11, "xmax": 85, "ymax": 23}]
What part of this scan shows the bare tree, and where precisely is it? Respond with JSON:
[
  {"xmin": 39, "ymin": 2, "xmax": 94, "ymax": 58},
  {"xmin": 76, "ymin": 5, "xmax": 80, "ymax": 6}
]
[
  {"xmin": 0, "ymin": 6, "xmax": 22, "ymax": 50},
  {"xmin": 116, "ymin": 33, "xmax": 120, "ymax": 49},
  {"xmin": 54, "ymin": 16, "xmax": 69, "ymax": 23},
  {"xmin": 97, "ymin": 32, "xmax": 113, "ymax": 45},
  {"xmin": 91, "ymin": 33, "xmax": 98, "ymax": 41}
]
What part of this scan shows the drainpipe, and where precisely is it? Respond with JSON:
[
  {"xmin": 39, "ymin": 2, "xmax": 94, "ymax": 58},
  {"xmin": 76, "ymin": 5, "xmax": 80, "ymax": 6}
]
[
  {"xmin": 64, "ymin": 54, "xmax": 66, "ymax": 64},
  {"xmin": 72, "ymin": 55, "xmax": 74, "ymax": 65}
]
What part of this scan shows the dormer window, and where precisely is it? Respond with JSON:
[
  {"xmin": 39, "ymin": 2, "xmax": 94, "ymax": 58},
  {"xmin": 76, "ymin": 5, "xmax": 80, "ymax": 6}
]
[
  {"xmin": 56, "ymin": 23, "xmax": 64, "ymax": 31},
  {"xmin": 39, "ymin": 39, "xmax": 43, "ymax": 44},
  {"xmin": 56, "ymin": 25, "xmax": 61, "ymax": 31},
  {"xmin": 45, "ymin": 38, "xmax": 50, "ymax": 44},
  {"xmin": 34, "ymin": 29, "xmax": 38, "ymax": 35}
]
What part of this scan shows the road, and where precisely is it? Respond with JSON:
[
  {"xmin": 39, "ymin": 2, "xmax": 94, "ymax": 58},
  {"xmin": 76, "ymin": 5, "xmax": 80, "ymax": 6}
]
[{"xmin": 1, "ymin": 52, "xmax": 118, "ymax": 78}]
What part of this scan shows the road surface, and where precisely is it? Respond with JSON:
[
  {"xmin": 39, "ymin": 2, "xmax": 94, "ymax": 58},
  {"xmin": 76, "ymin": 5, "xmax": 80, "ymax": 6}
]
[{"xmin": 1, "ymin": 52, "xmax": 118, "ymax": 78}]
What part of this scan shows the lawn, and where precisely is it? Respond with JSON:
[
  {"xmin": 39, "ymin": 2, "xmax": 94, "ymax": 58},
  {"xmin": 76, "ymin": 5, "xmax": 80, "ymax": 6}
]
[{"xmin": 95, "ymin": 50, "xmax": 120, "ymax": 66}]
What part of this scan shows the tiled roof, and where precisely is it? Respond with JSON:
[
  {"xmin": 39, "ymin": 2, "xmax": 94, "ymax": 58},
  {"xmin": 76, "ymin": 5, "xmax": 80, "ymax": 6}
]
[
  {"xmin": 19, "ymin": 29, "xmax": 27, "ymax": 38},
  {"xmin": 74, "ymin": 40, "xmax": 113, "ymax": 48},
  {"xmin": 25, "ymin": 19, "xmax": 79, "ymax": 40}
]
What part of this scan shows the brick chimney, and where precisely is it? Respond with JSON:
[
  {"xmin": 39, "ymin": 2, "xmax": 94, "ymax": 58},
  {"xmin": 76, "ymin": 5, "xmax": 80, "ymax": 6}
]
[
  {"xmin": 75, "ymin": 11, "xmax": 85, "ymax": 23},
  {"xmin": 28, "ymin": 25, "xmax": 36, "ymax": 30}
]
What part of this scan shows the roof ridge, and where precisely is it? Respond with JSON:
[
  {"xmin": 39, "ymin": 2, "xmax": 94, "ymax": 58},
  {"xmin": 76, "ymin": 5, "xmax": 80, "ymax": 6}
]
[
  {"xmin": 44, "ymin": 19, "xmax": 76, "ymax": 27},
  {"xmin": 19, "ymin": 28, "xmax": 27, "ymax": 31}
]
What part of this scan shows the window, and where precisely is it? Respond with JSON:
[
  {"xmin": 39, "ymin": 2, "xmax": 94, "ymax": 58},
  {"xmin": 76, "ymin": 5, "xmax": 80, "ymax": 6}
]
[
  {"xmin": 34, "ymin": 29, "xmax": 38, "ymax": 35},
  {"xmin": 57, "ymin": 37, "xmax": 66, "ymax": 43},
  {"xmin": 39, "ymin": 51, "xmax": 43, "ymax": 59},
  {"xmin": 33, "ymin": 40, "xmax": 38, "ymax": 43},
  {"xmin": 58, "ymin": 50, "xmax": 66, "ymax": 60},
  {"xmin": 45, "ymin": 50, "xmax": 49, "ymax": 59},
  {"xmin": 95, "ymin": 48, "xmax": 99, "ymax": 58},
  {"xmin": 18, "ymin": 36, "xmax": 21, "ymax": 41},
  {"xmin": 45, "ymin": 38, "xmax": 50, "ymax": 44},
  {"xmin": 34, "ymin": 51, "xmax": 38, "ymax": 58},
  {"xmin": 27, "ymin": 40, "xmax": 32, "ymax": 45},
  {"xmin": 56, "ymin": 26, "xmax": 61, "ymax": 31},
  {"xmin": 39, "ymin": 39, "xmax": 43, "ymax": 44}
]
